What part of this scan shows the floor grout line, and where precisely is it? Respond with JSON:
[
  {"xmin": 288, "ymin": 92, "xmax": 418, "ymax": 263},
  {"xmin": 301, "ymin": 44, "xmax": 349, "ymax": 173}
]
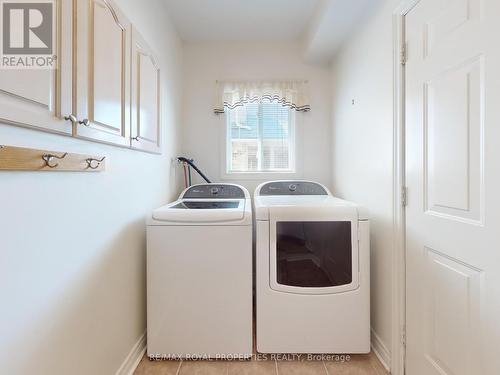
[
  {"xmin": 322, "ymin": 360, "xmax": 330, "ymax": 375},
  {"xmin": 175, "ymin": 359, "xmax": 182, "ymax": 375}
]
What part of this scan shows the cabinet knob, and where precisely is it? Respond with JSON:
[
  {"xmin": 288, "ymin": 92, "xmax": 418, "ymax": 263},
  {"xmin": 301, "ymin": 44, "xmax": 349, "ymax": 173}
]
[
  {"xmin": 64, "ymin": 114, "xmax": 77, "ymax": 123},
  {"xmin": 78, "ymin": 118, "xmax": 90, "ymax": 127}
]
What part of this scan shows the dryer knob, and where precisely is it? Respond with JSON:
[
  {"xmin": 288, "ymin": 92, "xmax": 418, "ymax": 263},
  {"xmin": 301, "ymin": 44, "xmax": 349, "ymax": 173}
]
[
  {"xmin": 211, "ymin": 187, "xmax": 219, "ymax": 195},
  {"xmin": 288, "ymin": 184, "xmax": 297, "ymax": 192}
]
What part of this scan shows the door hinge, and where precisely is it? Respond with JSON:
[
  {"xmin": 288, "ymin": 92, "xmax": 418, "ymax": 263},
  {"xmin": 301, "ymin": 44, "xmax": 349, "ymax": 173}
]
[
  {"xmin": 401, "ymin": 186, "xmax": 408, "ymax": 207},
  {"xmin": 400, "ymin": 43, "xmax": 407, "ymax": 65}
]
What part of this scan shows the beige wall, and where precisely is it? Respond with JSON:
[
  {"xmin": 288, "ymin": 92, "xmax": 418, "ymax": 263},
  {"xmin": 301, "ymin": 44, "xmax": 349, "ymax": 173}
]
[
  {"xmin": 330, "ymin": 0, "xmax": 400, "ymax": 367},
  {"xmin": 181, "ymin": 42, "xmax": 332, "ymax": 193},
  {"xmin": 0, "ymin": 1, "xmax": 183, "ymax": 374}
]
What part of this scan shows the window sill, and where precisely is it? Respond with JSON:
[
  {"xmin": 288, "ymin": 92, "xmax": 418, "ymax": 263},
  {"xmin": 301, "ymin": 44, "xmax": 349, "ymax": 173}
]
[{"xmin": 220, "ymin": 171, "xmax": 301, "ymax": 181}]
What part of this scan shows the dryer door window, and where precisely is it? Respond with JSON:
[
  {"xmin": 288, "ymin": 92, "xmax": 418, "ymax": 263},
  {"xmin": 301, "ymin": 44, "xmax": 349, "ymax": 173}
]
[{"xmin": 276, "ymin": 221, "xmax": 352, "ymax": 288}]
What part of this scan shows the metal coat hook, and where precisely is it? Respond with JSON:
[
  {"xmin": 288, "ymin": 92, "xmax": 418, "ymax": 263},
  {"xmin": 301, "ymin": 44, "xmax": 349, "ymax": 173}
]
[
  {"xmin": 86, "ymin": 156, "xmax": 106, "ymax": 169},
  {"xmin": 42, "ymin": 152, "xmax": 68, "ymax": 168}
]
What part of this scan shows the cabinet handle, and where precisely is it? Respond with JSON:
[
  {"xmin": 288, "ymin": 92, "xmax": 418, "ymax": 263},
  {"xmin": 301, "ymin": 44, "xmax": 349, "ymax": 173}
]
[
  {"xmin": 64, "ymin": 114, "xmax": 77, "ymax": 123},
  {"xmin": 78, "ymin": 118, "xmax": 90, "ymax": 127},
  {"xmin": 132, "ymin": 136, "xmax": 140, "ymax": 141}
]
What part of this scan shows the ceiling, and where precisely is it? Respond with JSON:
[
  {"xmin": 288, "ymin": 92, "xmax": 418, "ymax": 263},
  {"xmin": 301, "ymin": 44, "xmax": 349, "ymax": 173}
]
[
  {"xmin": 303, "ymin": 0, "xmax": 383, "ymax": 63},
  {"xmin": 163, "ymin": 0, "xmax": 320, "ymax": 43},
  {"xmin": 163, "ymin": 0, "xmax": 382, "ymax": 63}
]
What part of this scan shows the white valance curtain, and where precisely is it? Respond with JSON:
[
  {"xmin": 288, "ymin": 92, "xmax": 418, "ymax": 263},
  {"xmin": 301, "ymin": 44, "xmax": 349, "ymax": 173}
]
[{"xmin": 214, "ymin": 80, "xmax": 310, "ymax": 114}]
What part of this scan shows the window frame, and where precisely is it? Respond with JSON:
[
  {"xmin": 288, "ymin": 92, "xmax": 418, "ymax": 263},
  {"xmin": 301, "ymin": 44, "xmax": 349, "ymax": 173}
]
[{"xmin": 221, "ymin": 101, "xmax": 301, "ymax": 180}]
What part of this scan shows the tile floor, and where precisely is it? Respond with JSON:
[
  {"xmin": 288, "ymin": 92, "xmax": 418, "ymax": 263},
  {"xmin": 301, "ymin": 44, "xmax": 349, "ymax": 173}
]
[{"xmin": 134, "ymin": 352, "xmax": 389, "ymax": 375}]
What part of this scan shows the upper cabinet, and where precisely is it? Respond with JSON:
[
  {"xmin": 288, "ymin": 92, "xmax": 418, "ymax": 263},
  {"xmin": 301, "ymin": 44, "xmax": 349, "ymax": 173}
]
[
  {"xmin": 0, "ymin": 0, "xmax": 161, "ymax": 153},
  {"xmin": 0, "ymin": 0, "xmax": 73, "ymax": 134},
  {"xmin": 74, "ymin": 0, "xmax": 131, "ymax": 146},
  {"xmin": 130, "ymin": 28, "xmax": 161, "ymax": 153}
]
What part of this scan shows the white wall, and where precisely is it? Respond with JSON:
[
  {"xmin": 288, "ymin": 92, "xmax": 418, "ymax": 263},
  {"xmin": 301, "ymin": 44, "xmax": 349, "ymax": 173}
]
[
  {"xmin": 330, "ymin": 0, "xmax": 399, "ymax": 367},
  {"xmin": 0, "ymin": 1, "xmax": 183, "ymax": 374},
  {"xmin": 181, "ymin": 42, "xmax": 332, "ymax": 193}
]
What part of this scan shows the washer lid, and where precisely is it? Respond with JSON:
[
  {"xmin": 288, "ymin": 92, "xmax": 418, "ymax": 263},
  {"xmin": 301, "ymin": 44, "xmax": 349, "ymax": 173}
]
[{"xmin": 152, "ymin": 199, "xmax": 247, "ymax": 223}]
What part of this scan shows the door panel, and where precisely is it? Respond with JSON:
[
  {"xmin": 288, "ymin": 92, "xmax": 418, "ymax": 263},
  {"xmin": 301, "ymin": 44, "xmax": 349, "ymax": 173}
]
[
  {"xmin": 424, "ymin": 0, "xmax": 480, "ymax": 58},
  {"xmin": 0, "ymin": 0, "xmax": 72, "ymax": 134},
  {"xmin": 131, "ymin": 27, "xmax": 161, "ymax": 153},
  {"xmin": 422, "ymin": 248, "xmax": 481, "ymax": 375},
  {"xmin": 424, "ymin": 56, "xmax": 483, "ymax": 223},
  {"xmin": 75, "ymin": 0, "xmax": 130, "ymax": 146},
  {"xmin": 0, "ymin": 70, "xmax": 52, "ymax": 106},
  {"xmin": 92, "ymin": 1, "xmax": 124, "ymax": 130},
  {"xmin": 405, "ymin": 0, "xmax": 500, "ymax": 374}
]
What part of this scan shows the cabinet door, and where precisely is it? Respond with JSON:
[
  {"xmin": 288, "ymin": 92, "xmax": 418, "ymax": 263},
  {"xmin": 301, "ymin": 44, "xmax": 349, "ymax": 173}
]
[
  {"xmin": 0, "ymin": 0, "xmax": 73, "ymax": 135},
  {"xmin": 130, "ymin": 28, "xmax": 161, "ymax": 153},
  {"xmin": 75, "ymin": 0, "xmax": 130, "ymax": 146}
]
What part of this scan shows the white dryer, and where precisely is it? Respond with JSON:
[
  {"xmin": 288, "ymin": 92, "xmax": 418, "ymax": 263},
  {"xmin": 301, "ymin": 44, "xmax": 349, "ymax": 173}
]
[
  {"xmin": 147, "ymin": 183, "xmax": 252, "ymax": 359},
  {"xmin": 254, "ymin": 181, "xmax": 370, "ymax": 353}
]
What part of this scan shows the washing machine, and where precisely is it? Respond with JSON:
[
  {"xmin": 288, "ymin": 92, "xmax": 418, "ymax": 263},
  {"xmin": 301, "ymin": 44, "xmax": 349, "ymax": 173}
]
[
  {"xmin": 254, "ymin": 180, "xmax": 370, "ymax": 353},
  {"xmin": 147, "ymin": 183, "xmax": 252, "ymax": 359}
]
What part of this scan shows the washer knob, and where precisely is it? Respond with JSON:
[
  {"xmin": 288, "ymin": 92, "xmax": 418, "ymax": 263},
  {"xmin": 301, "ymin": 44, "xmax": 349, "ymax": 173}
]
[
  {"xmin": 211, "ymin": 187, "xmax": 219, "ymax": 195},
  {"xmin": 288, "ymin": 184, "xmax": 297, "ymax": 192}
]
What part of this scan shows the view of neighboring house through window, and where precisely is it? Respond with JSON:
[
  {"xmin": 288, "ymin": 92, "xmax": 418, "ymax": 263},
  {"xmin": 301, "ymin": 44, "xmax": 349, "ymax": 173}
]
[{"xmin": 226, "ymin": 101, "xmax": 295, "ymax": 173}]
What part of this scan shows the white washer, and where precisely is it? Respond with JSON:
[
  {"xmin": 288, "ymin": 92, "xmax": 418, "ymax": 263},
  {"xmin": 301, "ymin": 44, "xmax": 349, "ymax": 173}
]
[
  {"xmin": 254, "ymin": 180, "xmax": 370, "ymax": 353},
  {"xmin": 147, "ymin": 183, "xmax": 253, "ymax": 359}
]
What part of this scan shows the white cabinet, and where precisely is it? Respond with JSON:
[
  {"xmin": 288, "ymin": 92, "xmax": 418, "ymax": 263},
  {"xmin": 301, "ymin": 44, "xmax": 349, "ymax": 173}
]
[
  {"xmin": 0, "ymin": 0, "xmax": 73, "ymax": 134},
  {"xmin": 0, "ymin": 0, "xmax": 162, "ymax": 153},
  {"xmin": 130, "ymin": 28, "xmax": 161, "ymax": 153},
  {"xmin": 74, "ymin": 0, "xmax": 131, "ymax": 146}
]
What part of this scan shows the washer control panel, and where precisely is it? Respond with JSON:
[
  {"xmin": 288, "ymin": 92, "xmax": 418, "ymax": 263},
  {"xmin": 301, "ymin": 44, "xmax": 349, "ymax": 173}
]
[
  {"xmin": 259, "ymin": 181, "xmax": 328, "ymax": 196},
  {"xmin": 183, "ymin": 184, "xmax": 246, "ymax": 199}
]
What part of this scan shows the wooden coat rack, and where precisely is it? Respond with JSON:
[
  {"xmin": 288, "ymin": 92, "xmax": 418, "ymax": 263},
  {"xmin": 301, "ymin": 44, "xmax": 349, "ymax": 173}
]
[{"xmin": 0, "ymin": 145, "xmax": 106, "ymax": 172}]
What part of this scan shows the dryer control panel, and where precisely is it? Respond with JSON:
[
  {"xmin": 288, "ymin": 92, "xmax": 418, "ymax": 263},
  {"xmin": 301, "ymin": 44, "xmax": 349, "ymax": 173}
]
[
  {"xmin": 182, "ymin": 184, "xmax": 246, "ymax": 199},
  {"xmin": 259, "ymin": 181, "xmax": 328, "ymax": 196}
]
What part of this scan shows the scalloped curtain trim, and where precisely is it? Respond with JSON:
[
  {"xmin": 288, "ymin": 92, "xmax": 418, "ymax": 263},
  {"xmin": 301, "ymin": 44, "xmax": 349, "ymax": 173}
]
[{"xmin": 214, "ymin": 80, "xmax": 310, "ymax": 114}]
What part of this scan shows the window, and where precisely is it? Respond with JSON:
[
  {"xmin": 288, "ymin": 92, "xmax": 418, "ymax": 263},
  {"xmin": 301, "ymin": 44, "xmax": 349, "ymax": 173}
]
[{"xmin": 226, "ymin": 101, "xmax": 295, "ymax": 173}]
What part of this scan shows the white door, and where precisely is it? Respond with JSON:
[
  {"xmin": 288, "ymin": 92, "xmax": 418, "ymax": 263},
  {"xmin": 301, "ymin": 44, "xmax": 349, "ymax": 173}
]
[
  {"xmin": 405, "ymin": 0, "xmax": 500, "ymax": 375},
  {"xmin": 0, "ymin": 0, "xmax": 73, "ymax": 134},
  {"xmin": 130, "ymin": 27, "xmax": 161, "ymax": 153},
  {"xmin": 74, "ymin": 0, "xmax": 130, "ymax": 146}
]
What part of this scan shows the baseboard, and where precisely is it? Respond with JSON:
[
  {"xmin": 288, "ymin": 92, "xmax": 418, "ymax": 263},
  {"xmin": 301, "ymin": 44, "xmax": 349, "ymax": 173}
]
[
  {"xmin": 115, "ymin": 332, "xmax": 147, "ymax": 375},
  {"xmin": 371, "ymin": 328, "xmax": 391, "ymax": 372}
]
